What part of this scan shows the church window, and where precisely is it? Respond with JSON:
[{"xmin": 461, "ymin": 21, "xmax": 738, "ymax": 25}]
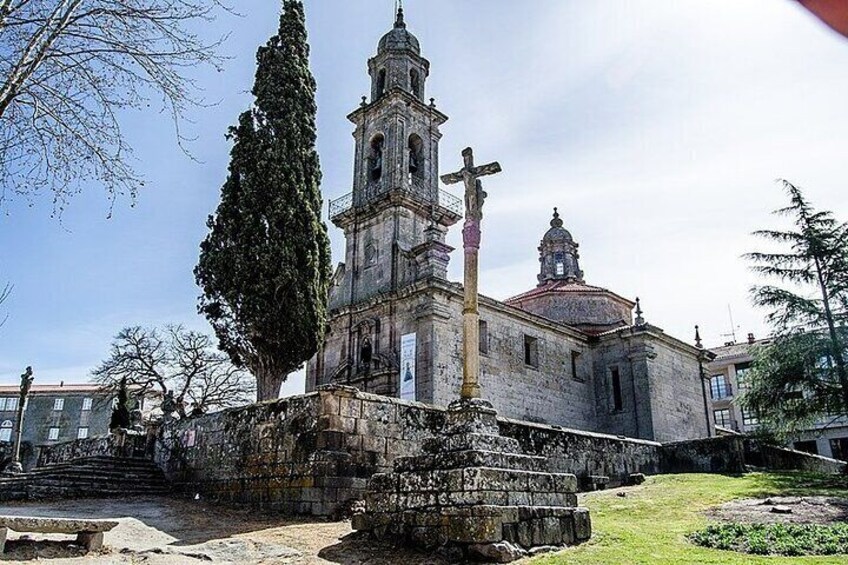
[
  {"xmin": 0, "ymin": 420, "xmax": 12, "ymax": 442},
  {"xmin": 410, "ymin": 69, "xmax": 421, "ymax": 99},
  {"xmin": 479, "ymin": 320, "xmax": 489, "ymax": 354},
  {"xmin": 377, "ymin": 68, "xmax": 387, "ymax": 97},
  {"xmin": 554, "ymin": 252, "xmax": 565, "ymax": 276},
  {"xmin": 408, "ymin": 134, "xmax": 424, "ymax": 178},
  {"xmin": 369, "ymin": 135, "xmax": 385, "ymax": 182},
  {"xmin": 713, "ymin": 409, "xmax": 732, "ymax": 428},
  {"xmin": 571, "ymin": 351, "xmax": 583, "ymax": 381},
  {"xmin": 523, "ymin": 335, "xmax": 539, "ymax": 368},
  {"xmin": 610, "ymin": 368, "xmax": 623, "ymax": 411}
]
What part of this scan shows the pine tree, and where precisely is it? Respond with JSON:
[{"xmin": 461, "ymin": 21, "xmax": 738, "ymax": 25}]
[
  {"xmin": 742, "ymin": 180, "xmax": 848, "ymax": 436},
  {"xmin": 195, "ymin": 1, "xmax": 331, "ymax": 401}
]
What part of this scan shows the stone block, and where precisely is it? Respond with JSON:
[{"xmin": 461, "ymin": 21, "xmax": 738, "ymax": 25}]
[
  {"xmin": 464, "ymin": 468, "xmax": 528, "ymax": 492},
  {"xmin": 76, "ymin": 531, "xmax": 104, "ymax": 552},
  {"xmin": 468, "ymin": 541, "xmax": 527, "ymax": 563},
  {"xmin": 318, "ymin": 391, "xmax": 340, "ymax": 416},
  {"xmin": 574, "ymin": 508, "xmax": 592, "ymax": 541},
  {"xmin": 445, "ymin": 515, "xmax": 503, "ymax": 544},
  {"xmin": 628, "ymin": 473, "xmax": 646, "ymax": 485},
  {"xmin": 339, "ymin": 397, "xmax": 362, "ymax": 419}
]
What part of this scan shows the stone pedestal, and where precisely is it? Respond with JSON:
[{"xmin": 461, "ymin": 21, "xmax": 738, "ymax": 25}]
[{"xmin": 353, "ymin": 399, "xmax": 591, "ymax": 562}]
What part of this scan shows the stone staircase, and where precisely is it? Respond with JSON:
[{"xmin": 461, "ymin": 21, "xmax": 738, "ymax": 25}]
[{"xmin": 0, "ymin": 456, "xmax": 170, "ymax": 502}]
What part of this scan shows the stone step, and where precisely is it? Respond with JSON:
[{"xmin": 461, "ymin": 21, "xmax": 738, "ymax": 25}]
[
  {"xmin": 423, "ymin": 433, "xmax": 521, "ymax": 455},
  {"xmin": 395, "ymin": 449, "xmax": 548, "ymax": 473}
]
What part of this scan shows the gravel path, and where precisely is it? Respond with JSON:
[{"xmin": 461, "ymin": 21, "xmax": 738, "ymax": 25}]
[{"xmin": 0, "ymin": 496, "xmax": 455, "ymax": 564}]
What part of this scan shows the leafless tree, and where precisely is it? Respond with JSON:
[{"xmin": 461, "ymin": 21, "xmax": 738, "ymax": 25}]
[
  {"xmin": 0, "ymin": 282, "xmax": 10, "ymax": 328},
  {"xmin": 0, "ymin": 0, "xmax": 231, "ymax": 214},
  {"xmin": 92, "ymin": 324, "xmax": 254, "ymax": 417}
]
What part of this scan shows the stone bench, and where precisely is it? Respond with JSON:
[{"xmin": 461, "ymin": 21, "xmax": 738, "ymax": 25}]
[{"xmin": 0, "ymin": 516, "xmax": 119, "ymax": 552}]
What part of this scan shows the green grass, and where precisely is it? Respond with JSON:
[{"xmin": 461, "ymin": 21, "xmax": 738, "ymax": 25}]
[{"xmin": 531, "ymin": 472, "xmax": 848, "ymax": 565}]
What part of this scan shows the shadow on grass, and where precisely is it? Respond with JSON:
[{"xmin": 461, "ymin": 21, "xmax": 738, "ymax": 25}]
[{"xmin": 744, "ymin": 472, "xmax": 848, "ymax": 499}]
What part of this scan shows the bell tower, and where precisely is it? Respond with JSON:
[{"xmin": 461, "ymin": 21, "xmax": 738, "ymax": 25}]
[{"xmin": 328, "ymin": 7, "xmax": 461, "ymax": 309}]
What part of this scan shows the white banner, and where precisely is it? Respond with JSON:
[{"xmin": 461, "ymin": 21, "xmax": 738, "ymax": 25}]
[{"xmin": 400, "ymin": 333, "xmax": 417, "ymax": 401}]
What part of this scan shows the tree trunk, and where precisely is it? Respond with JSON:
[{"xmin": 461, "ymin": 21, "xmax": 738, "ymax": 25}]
[
  {"xmin": 813, "ymin": 254, "xmax": 848, "ymax": 413},
  {"xmin": 256, "ymin": 371, "xmax": 284, "ymax": 402}
]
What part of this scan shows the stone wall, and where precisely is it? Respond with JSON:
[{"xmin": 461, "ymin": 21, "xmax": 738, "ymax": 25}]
[
  {"xmin": 154, "ymin": 386, "xmax": 665, "ymax": 516},
  {"xmin": 24, "ymin": 386, "xmax": 844, "ymax": 516},
  {"xmin": 660, "ymin": 436, "xmax": 847, "ymax": 475},
  {"xmin": 37, "ymin": 430, "xmax": 151, "ymax": 467}
]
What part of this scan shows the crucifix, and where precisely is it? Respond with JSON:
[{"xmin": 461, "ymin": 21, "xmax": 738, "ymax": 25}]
[{"xmin": 441, "ymin": 148, "xmax": 502, "ymax": 400}]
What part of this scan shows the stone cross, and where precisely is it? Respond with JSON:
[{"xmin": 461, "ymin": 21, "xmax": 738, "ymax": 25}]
[{"xmin": 441, "ymin": 148, "xmax": 502, "ymax": 400}]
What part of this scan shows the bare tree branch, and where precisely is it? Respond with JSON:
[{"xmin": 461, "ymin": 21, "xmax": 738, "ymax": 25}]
[
  {"xmin": 0, "ymin": 281, "xmax": 10, "ymax": 328},
  {"xmin": 91, "ymin": 324, "xmax": 254, "ymax": 417},
  {"xmin": 0, "ymin": 0, "xmax": 233, "ymax": 215}
]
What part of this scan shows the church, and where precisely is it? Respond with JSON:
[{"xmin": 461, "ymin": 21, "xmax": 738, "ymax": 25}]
[{"xmin": 306, "ymin": 9, "xmax": 710, "ymax": 443}]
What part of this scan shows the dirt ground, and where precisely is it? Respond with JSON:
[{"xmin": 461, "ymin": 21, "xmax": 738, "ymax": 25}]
[
  {"xmin": 0, "ymin": 496, "xmax": 458, "ymax": 564},
  {"xmin": 706, "ymin": 496, "xmax": 848, "ymax": 526}
]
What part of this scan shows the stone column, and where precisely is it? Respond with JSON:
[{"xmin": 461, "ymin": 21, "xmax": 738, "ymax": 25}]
[{"xmin": 462, "ymin": 219, "xmax": 482, "ymax": 400}]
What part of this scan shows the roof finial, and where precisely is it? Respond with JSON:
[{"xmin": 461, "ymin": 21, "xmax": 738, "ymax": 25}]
[
  {"xmin": 634, "ymin": 297, "xmax": 646, "ymax": 327},
  {"xmin": 550, "ymin": 207, "xmax": 563, "ymax": 228},
  {"xmin": 395, "ymin": 0, "xmax": 406, "ymax": 28},
  {"xmin": 695, "ymin": 325, "xmax": 703, "ymax": 349}
]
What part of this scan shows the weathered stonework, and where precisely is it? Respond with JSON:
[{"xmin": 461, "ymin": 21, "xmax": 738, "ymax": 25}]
[
  {"xmin": 354, "ymin": 398, "xmax": 591, "ymax": 561},
  {"xmin": 15, "ymin": 386, "xmax": 843, "ymax": 513}
]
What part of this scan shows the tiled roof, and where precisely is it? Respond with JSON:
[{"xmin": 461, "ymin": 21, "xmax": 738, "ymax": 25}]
[
  {"xmin": 505, "ymin": 280, "xmax": 633, "ymax": 305},
  {"xmin": 709, "ymin": 338, "xmax": 772, "ymax": 361},
  {"xmin": 0, "ymin": 384, "xmax": 107, "ymax": 395}
]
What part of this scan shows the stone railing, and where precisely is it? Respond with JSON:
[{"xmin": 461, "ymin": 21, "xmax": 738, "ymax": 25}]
[
  {"xmin": 37, "ymin": 429, "xmax": 152, "ymax": 467},
  {"xmin": 328, "ymin": 186, "xmax": 463, "ymax": 222}
]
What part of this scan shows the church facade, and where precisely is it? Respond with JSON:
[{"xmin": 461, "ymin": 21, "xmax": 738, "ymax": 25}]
[{"xmin": 306, "ymin": 10, "xmax": 710, "ymax": 443}]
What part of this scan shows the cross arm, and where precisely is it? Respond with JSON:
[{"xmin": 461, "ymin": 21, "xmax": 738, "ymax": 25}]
[
  {"xmin": 472, "ymin": 162, "xmax": 502, "ymax": 178},
  {"xmin": 440, "ymin": 172, "xmax": 464, "ymax": 185}
]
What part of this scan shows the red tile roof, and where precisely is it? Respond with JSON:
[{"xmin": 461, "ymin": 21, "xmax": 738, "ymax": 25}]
[
  {"xmin": 505, "ymin": 280, "xmax": 635, "ymax": 306},
  {"xmin": 0, "ymin": 384, "xmax": 107, "ymax": 394}
]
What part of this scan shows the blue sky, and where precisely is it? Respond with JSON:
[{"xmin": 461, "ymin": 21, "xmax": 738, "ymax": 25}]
[{"xmin": 1, "ymin": 1, "xmax": 847, "ymax": 392}]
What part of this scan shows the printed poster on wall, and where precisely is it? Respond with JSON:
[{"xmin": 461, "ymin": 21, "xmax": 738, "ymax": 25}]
[{"xmin": 400, "ymin": 333, "xmax": 417, "ymax": 401}]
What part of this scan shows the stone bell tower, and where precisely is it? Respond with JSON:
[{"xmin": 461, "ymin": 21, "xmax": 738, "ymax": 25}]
[{"xmin": 328, "ymin": 7, "xmax": 462, "ymax": 310}]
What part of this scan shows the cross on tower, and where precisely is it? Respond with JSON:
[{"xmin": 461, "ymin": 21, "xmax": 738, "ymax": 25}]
[{"xmin": 441, "ymin": 148, "xmax": 502, "ymax": 400}]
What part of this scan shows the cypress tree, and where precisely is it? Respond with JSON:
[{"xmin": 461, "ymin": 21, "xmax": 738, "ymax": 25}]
[{"xmin": 195, "ymin": 1, "xmax": 331, "ymax": 401}]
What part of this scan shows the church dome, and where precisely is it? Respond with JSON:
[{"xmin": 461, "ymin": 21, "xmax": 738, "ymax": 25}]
[
  {"xmin": 378, "ymin": 8, "xmax": 421, "ymax": 55},
  {"xmin": 543, "ymin": 208, "xmax": 573, "ymax": 243}
]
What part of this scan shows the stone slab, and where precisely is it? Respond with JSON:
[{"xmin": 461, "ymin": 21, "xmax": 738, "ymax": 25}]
[{"xmin": 0, "ymin": 516, "xmax": 118, "ymax": 534}]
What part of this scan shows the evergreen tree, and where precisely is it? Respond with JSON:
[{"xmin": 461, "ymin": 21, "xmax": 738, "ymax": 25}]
[
  {"xmin": 742, "ymin": 180, "xmax": 848, "ymax": 436},
  {"xmin": 195, "ymin": 1, "xmax": 331, "ymax": 402}
]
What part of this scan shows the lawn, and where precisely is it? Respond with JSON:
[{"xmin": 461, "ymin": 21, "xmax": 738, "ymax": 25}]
[{"xmin": 531, "ymin": 472, "xmax": 848, "ymax": 565}]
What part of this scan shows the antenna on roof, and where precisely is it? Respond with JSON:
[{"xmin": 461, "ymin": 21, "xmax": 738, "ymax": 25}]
[{"xmin": 720, "ymin": 304, "xmax": 740, "ymax": 345}]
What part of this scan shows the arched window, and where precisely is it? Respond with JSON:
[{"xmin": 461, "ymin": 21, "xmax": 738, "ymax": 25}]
[
  {"xmin": 377, "ymin": 69, "xmax": 387, "ymax": 97},
  {"xmin": 369, "ymin": 134, "xmax": 385, "ymax": 182},
  {"xmin": 410, "ymin": 69, "xmax": 421, "ymax": 99},
  {"xmin": 554, "ymin": 252, "xmax": 565, "ymax": 276},
  {"xmin": 0, "ymin": 420, "xmax": 12, "ymax": 442},
  {"xmin": 408, "ymin": 134, "xmax": 424, "ymax": 178}
]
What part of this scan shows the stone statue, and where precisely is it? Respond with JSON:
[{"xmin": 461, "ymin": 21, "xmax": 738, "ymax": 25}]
[
  {"xmin": 18, "ymin": 366, "xmax": 33, "ymax": 402},
  {"xmin": 441, "ymin": 147, "xmax": 502, "ymax": 222},
  {"xmin": 162, "ymin": 391, "xmax": 178, "ymax": 420}
]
